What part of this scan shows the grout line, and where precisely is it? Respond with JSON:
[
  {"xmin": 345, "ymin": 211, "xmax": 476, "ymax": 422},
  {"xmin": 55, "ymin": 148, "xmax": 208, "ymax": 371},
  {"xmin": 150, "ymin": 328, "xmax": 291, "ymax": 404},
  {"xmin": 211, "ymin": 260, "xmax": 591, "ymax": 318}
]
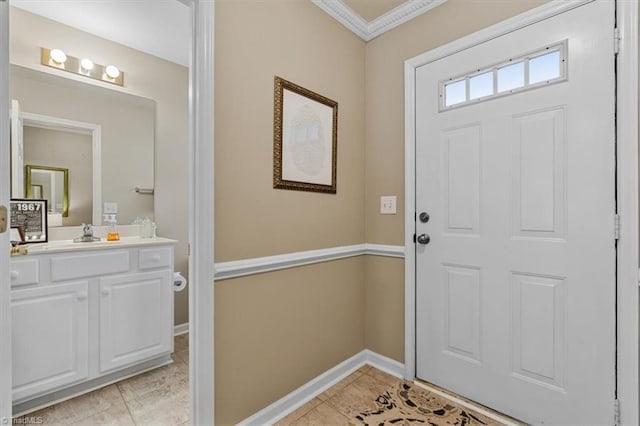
[
  {"xmin": 412, "ymin": 380, "xmax": 523, "ymax": 426},
  {"xmin": 117, "ymin": 377, "xmax": 139, "ymax": 425}
]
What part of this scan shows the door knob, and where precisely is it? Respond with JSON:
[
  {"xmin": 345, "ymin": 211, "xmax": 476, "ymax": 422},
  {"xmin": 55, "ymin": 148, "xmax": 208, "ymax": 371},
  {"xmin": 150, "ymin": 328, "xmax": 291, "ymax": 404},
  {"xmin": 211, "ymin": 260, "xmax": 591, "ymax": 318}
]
[
  {"xmin": 417, "ymin": 233, "xmax": 430, "ymax": 245},
  {"xmin": 419, "ymin": 212, "xmax": 430, "ymax": 223}
]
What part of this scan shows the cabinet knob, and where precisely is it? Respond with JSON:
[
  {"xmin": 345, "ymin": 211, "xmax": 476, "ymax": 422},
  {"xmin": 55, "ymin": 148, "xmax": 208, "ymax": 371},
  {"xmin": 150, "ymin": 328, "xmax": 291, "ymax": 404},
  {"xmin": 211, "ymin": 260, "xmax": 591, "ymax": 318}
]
[
  {"xmin": 77, "ymin": 292, "xmax": 88, "ymax": 301},
  {"xmin": 101, "ymin": 288, "xmax": 111, "ymax": 296},
  {"xmin": 10, "ymin": 270, "xmax": 19, "ymax": 280},
  {"xmin": 152, "ymin": 255, "xmax": 161, "ymax": 262}
]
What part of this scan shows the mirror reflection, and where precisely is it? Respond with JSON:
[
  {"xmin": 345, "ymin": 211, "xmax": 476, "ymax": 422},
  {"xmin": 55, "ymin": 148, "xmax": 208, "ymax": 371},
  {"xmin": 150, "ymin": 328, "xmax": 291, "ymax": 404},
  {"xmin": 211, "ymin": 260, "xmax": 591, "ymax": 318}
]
[
  {"xmin": 10, "ymin": 65, "xmax": 156, "ymax": 227},
  {"xmin": 25, "ymin": 165, "xmax": 69, "ymax": 219}
]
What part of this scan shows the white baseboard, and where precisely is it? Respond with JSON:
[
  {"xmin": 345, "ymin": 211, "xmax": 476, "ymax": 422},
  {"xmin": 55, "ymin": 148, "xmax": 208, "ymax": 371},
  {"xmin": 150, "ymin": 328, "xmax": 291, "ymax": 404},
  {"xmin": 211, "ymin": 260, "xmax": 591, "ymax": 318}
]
[
  {"xmin": 174, "ymin": 322, "xmax": 189, "ymax": 336},
  {"xmin": 238, "ymin": 349, "xmax": 405, "ymax": 426},
  {"xmin": 362, "ymin": 349, "xmax": 405, "ymax": 378}
]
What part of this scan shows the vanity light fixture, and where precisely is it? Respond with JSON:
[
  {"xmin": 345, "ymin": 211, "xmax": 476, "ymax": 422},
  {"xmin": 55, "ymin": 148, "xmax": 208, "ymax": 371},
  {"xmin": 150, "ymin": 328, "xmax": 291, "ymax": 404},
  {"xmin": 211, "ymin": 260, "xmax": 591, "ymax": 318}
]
[
  {"xmin": 80, "ymin": 58, "xmax": 94, "ymax": 71},
  {"xmin": 41, "ymin": 47, "xmax": 124, "ymax": 87},
  {"xmin": 49, "ymin": 49, "xmax": 67, "ymax": 64},
  {"xmin": 105, "ymin": 65, "xmax": 120, "ymax": 79}
]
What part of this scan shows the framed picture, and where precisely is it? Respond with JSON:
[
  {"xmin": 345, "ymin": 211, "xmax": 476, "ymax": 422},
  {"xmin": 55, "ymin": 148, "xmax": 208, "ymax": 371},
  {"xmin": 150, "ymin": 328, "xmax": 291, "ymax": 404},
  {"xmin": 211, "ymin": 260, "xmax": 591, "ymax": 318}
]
[
  {"xmin": 10, "ymin": 199, "xmax": 48, "ymax": 243},
  {"xmin": 273, "ymin": 76, "xmax": 338, "ymax": 193}
]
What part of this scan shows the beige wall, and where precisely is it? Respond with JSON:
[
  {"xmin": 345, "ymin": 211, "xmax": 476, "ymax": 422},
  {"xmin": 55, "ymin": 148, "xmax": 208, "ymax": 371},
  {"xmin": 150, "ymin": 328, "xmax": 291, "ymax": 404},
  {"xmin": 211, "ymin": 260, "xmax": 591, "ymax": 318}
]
[
  {"xmin": 364, "ymin": 256, "xmax": 404, "ymax": 362},
  {"xmin": 9, "ymin": 8, "xmax": 190, "ymax": 325},
  {"xmin": 214, "ymin": 0, "xmax": 365, "ymax": 423},
  {"xmin": 23, "ymin": 126, "xmax": 93, "ymax": 225},
  {"xmin": 215, "ymin": 258, "xmax": 365, "ymax": 425},
  {"xmin": 12, "ymin": 67, "xmax": 155, "ymax": 225},
  {"xmin": 215, "ymin": 0, "xmax": 365, "ymax": 262},
  {"xmin": 363, "ymin": 0, "xmax": 550, "ymax": 363}
]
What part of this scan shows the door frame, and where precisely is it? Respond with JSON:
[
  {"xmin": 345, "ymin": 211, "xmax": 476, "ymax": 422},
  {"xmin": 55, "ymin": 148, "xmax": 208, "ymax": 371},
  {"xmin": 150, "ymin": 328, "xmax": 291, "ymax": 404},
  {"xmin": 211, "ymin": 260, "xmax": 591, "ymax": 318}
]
[
  {"xmin": 0, "ymin": 0, "xmax": 215, "ymax": 424},
  {"xmin": 403, "ymin": 0, "xmax": 639, "ymax": 423},
  {"xmin": 0, "ymin": 0, "xmax": 12, "ymax": 423},
  {"xmin": 185, "ymin": 0, "xmax": 215, "ymax": 424}
]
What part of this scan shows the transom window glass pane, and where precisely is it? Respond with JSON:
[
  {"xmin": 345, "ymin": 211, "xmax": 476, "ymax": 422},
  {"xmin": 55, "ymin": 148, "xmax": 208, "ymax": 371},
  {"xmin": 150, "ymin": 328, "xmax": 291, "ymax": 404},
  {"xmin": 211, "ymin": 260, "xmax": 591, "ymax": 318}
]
[
  {"xmin": 529, "ymin": 50, "xmax": 561, "ymax": 84},
  {"xmin": 469, "ymin": 72, "xmax": 493, "ymax": 100},
  {"xmin": 445, "ymin": 80, "xmax": 466, "ymax": 107},
  {"xmin": 439, "ymin": 41, "xmax": 566, "ymax": 111},
  {"xmin": 497, "ymin": 61, "xmax": 524, "ymax": 92}
]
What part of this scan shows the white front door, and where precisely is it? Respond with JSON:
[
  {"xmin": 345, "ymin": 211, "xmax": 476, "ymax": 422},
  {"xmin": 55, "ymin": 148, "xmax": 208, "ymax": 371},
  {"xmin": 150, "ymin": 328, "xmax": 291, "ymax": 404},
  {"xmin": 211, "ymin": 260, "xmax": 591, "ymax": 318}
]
[{"xmin": 415, "ymin": 2, "xmax": 616, "ymax": 424}]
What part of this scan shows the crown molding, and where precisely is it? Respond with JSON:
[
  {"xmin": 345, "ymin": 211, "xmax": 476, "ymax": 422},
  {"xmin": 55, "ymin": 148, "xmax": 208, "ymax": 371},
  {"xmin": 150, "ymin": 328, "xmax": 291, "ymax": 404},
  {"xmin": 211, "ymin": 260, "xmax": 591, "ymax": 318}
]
[
  {"xmin": 312, "ymin": 0, "xmax": 448, "ymax": 42},
  {"xmin": 311, "ymin": 0, "xmax": 369, "ymax": 40}
]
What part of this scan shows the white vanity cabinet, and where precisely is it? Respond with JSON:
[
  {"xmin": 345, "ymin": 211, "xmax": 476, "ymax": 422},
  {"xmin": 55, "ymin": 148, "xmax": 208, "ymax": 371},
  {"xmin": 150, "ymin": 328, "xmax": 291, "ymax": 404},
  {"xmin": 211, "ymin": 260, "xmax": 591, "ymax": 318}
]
[
  {"xmin": 9, "ymin": 238, "xmax": 176, "ymax": 410},
  {"xmin": 12, "ymin": 280, "xmax": 90, "ymax": 401},
  {"xmin": 99, "ymin": 270, "xmax": 173, "ymax": 373}
]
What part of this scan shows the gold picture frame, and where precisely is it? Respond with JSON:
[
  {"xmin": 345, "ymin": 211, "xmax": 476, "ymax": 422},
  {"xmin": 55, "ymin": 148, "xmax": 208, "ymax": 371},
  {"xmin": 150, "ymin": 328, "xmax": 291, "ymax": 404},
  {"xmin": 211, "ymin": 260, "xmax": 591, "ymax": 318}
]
[
  {"xmin": 273, "ymin": 76, "xmax": 338, "ymax": 193},
  {"xmin": 25, "ymin": 165, "xmax": 69, "ymax": 217}
]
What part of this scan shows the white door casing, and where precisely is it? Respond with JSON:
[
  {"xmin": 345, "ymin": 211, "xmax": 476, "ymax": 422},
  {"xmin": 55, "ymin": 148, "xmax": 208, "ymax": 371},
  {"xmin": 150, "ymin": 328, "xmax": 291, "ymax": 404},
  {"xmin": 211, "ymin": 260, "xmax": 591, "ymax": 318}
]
[
  {"xmin": 0, "ymin": 0, "xmax": 12, "ymax": 422},
  {"xmin": 414, "ymin": 1, "xmax": 615, "ymax": 424}
]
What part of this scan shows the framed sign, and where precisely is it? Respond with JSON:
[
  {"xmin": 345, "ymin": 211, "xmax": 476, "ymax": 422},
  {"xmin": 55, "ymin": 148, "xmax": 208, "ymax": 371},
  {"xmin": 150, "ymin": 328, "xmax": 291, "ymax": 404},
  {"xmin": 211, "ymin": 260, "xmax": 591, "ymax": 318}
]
[
  {"xmin": 273, "ymin": 76, "xmax": 338, "ymax": 193},
  {"xmin": 10, "ymin": 199, "xmax": 48, "ymax": 243}
]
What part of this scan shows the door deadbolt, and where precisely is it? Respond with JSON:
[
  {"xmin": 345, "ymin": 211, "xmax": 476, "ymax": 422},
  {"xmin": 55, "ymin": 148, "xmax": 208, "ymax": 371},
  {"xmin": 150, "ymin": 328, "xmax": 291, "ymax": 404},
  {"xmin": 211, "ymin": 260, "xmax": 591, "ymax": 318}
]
[
  {"xmin": 416, "ymin": 233, "xmax": 430, "ymax": 245},
  {"xmin": 419, "ymin": 212, "xmax": 430, "ymax": 223}
]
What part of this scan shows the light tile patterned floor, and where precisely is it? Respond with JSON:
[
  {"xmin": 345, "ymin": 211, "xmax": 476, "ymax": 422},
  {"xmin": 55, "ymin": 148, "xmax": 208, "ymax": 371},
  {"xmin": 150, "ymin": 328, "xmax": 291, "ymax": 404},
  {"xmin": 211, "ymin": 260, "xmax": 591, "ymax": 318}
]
[
  {"xmin": 17, "ymin": 340, "xmax": 514, "ymax": 426},
  {"xmin": 15, "ymin": 334, "xmax": 191, "ymax": 426},
  {"xmin": 276, "ymin": 365, "xmax": 509, "ymax": 426}
]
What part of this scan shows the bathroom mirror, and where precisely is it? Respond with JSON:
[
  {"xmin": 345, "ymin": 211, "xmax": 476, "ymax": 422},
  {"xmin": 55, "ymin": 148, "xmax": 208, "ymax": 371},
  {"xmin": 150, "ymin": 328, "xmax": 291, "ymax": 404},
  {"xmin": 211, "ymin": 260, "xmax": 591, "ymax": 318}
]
[
  {"xmin": 10, "ymin": 65, "xmax": 156, "ymax": 226},
  {"xmin": 25, "ymin": 165, "xmax": 69, "ymax": 218}
]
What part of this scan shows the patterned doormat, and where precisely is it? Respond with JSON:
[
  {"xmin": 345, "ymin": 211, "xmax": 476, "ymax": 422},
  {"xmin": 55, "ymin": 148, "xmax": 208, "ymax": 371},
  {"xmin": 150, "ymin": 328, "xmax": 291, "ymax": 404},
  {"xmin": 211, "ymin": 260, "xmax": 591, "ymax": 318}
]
[{"xmin": 354, "ymin": 382, "xmax": 501, "ymax": 425}]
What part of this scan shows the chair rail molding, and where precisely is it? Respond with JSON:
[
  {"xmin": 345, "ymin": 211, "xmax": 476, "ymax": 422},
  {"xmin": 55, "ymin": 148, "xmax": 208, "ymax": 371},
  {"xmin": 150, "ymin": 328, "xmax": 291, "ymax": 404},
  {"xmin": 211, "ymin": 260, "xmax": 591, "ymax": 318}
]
[
  {"xmin": 214, "ymin": 243, "xmax": 405, "ymax": 281},
  {"xmin": 311, "ymin": 0, "xmax": 448, "ymax": 42}
]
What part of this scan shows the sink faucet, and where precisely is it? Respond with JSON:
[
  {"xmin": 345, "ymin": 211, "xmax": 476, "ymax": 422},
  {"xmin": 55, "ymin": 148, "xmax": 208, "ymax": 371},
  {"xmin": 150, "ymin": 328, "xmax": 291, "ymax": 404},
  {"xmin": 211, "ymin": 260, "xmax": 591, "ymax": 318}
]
[
  {"xmin": 73, "ymin": 223, "xmax": 101, "ymax": 243},
  {"xmin": 83, "ymin": 223, "xmax": 93, "ymax": 238}
]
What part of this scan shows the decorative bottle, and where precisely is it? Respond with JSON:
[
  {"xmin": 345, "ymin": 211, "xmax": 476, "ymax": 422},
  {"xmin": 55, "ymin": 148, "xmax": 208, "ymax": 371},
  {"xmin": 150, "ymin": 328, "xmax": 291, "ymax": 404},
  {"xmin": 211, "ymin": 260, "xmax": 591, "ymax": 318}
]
[{"xmin": 106, "ymin": 214, "xmax": 120, "ymax": 241}]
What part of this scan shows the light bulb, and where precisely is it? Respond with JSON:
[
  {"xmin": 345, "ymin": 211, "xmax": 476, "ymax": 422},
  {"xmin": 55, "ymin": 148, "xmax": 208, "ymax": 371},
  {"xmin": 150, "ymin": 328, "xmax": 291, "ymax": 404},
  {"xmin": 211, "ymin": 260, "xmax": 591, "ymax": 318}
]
[
  {"xmin": 80, "ymin": 58, "xmax": 94, "ymax": 71},
  {"xmin": 50, "ymin": 49, "xmax": 67, "ymax": 64},
  {"xmin": 105, "ymin": 65, "xmax": 120, "ymax": 79}
]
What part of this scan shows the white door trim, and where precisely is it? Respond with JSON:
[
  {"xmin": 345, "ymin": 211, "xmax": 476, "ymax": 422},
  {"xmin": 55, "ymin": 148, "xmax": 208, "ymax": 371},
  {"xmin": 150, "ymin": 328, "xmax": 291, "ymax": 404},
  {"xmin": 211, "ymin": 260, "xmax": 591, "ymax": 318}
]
[
  {"xmin": 404, "ymin": 0, "xmax": 638, "ymax": 423},
  {"xmin": 0, "ymin": 0, "xmax": 12, "ymax": 423},
  {"xmin": 614, "ymin": 0, "xmax": 639, "ymax": 423},
  {"xmin": 187, "ymin": 0, "xmax": 215, "ymax": 425}
]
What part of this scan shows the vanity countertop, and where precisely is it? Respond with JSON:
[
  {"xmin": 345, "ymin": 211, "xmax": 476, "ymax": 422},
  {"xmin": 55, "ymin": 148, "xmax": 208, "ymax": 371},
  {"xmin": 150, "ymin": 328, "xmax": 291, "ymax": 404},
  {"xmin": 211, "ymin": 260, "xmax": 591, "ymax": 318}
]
[{"xmin": 23, "ymin": 237, "xmax": 178, "ymax": 255}]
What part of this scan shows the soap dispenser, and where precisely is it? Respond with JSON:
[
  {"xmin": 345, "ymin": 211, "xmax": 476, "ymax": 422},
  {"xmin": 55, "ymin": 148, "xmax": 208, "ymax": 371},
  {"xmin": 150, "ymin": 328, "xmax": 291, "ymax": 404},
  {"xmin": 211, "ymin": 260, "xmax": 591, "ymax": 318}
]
[{"xmin": 106, "ymin": 214, "xmax": 120, "ymax": 241}]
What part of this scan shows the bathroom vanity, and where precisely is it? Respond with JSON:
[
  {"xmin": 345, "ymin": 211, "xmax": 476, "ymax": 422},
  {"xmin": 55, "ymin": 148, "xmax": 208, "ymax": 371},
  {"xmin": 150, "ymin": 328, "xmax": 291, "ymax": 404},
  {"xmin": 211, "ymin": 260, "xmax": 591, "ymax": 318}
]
[{"xmin": 10, "ymin": 237, "xmax": 177, "ymax": 413}]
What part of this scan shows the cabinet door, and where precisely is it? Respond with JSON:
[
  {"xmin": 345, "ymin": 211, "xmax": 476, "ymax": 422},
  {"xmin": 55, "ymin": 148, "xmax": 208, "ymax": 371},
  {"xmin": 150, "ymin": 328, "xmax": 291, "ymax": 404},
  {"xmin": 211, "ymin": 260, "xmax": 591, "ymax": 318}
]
[
  {"xmin": 99, "ymin": 270, "xmax": 172, "ymax": 373},
  {"xmin": 12, "ymin": 281, "xmax": 89, "ymax": 401}
]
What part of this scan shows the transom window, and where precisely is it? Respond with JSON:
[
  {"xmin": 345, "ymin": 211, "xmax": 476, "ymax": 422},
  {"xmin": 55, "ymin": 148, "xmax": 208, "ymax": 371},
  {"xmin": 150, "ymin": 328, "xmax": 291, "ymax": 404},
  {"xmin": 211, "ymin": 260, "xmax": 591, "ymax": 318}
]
[{"xmin": 440, "ymin": 41, "xmax": 567, "ymax": 111}]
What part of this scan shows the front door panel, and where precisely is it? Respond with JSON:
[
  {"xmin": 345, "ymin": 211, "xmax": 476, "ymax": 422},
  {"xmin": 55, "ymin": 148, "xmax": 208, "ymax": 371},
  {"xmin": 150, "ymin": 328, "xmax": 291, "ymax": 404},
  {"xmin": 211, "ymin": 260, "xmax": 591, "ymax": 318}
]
[{"xmin": 415, "ymin": 2, "xmax": 615, "ymax": 424}]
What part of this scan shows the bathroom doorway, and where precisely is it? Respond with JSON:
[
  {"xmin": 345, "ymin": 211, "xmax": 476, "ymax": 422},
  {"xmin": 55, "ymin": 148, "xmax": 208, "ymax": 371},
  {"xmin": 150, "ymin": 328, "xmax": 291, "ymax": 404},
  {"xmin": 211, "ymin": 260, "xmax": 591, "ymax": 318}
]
[{"xmin": 0, "ymin": 0, "xmax": 214, "ymax": 423}]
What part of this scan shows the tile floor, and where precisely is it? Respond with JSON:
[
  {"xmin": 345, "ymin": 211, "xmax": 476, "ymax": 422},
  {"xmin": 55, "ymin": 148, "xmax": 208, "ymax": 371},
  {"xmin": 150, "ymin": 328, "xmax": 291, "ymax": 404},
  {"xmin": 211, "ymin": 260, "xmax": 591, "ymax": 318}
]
[
  {"xmin": 17, "ymin": 339, "xmax": 513, "ymax": 426},
  {"xmin": 275, "ymin": 365, "xmax": 510, "ymax": 426},
  {"xmin": 15, "ymin": 334, "xmax": 191, "ymax": 426}
]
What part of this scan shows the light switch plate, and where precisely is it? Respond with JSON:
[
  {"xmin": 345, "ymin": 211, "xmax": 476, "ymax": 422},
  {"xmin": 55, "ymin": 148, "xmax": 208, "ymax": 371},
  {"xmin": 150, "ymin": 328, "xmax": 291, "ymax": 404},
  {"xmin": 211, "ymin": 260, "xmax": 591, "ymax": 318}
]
[
  {"xmin": 103, "ymin": 202, "xmax": 118, "ymax": 214},
  {"xmin": 380, "ymin": 196, "xmax": 397, "ymax": 215}
]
